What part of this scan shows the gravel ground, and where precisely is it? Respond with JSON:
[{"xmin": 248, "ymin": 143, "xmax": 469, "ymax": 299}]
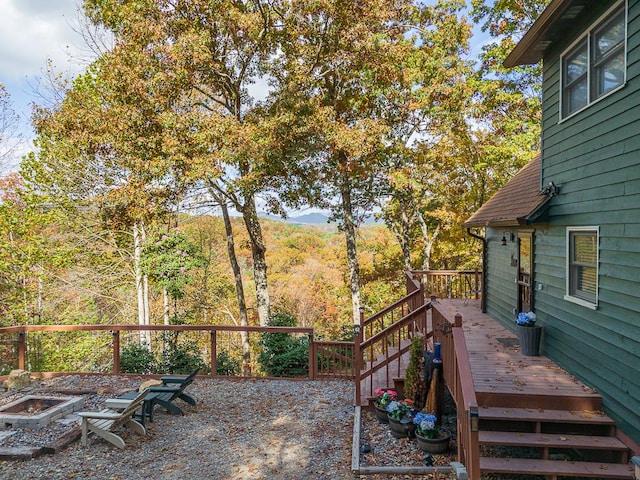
[{"xmin": 0, "ymin": 375, "xmax": 460, "ymax": 480}]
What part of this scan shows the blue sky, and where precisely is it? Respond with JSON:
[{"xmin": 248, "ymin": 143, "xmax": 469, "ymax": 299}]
[{"xmin": 0, "ymin": 0, "xmax": 92, "ymax": 170}]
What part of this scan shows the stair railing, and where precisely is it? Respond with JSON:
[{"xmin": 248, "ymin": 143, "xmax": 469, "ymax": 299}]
[
  {"xmin": 355, "ymin": 271, "xmax": 432, "ymax": 406},
  {"xmin": 433, "ymin": 307, "xmax": 480, "ymax": 480}
]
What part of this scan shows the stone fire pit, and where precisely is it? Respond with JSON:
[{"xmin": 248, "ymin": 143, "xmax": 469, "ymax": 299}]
[{"xmin": 0, "ymin": 395, "xmax": 84, "ymax": 429}]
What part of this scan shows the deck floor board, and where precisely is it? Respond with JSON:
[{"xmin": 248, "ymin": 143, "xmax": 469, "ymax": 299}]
[
  {"xmin": 360, "ymin": 299, "xmax": 601, "ymax": 410},
  {"xmin": 435, "ymin": 300, "xmax": 601, "ymax": 409}
]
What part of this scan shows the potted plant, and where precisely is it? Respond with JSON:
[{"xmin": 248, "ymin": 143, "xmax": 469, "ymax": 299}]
[
  {"xmin": 386, "ymin": 398, "xmax": 416, "ymax": 438},
  {"xmin": 413, "ymin": 412, "xmax": 451, "ymax": 453},
  {"xmin": 372, "ymin": 388, "xmax": 397, "ymax": 423},
  {"xmin": 515, "ymin": 311, "xmax": 542, "ymax": 356},
  {"xmin": 404, "ymin": 336, "xmax": 427, "ymax": 410}
]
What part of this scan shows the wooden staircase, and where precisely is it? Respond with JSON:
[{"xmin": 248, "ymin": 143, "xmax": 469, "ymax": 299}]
[
  {"xmin": 478, "ymin": 405, "xmax": 633, "ymax": 478},
  {"xmin": 357, "ymin": 278, "xmax": 637, "ymax": 479}
]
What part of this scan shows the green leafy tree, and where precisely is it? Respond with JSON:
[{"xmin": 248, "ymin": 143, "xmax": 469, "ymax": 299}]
[
  {"xmin": 258, "ymin": 312, "xmax": 308, "ymax": 378},
  {"xmin": 270, "ymin": 0, "xmax": 460, "ymax": 323},
  {"xmin": 83, "ymin": 0, "xmax": 285, "ymax": 328},
  {"xmin": 141, "ymin": 228, "xmax": 207, "ymax": 301}
]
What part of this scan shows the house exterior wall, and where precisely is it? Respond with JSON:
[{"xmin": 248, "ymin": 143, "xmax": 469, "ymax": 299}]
[
  {"xmin": 533, "ymin": 0, "xmax": 640, "ymax": 445},
  {"xmin": 484, "ymin": 228, "xmax": 519, "ymax": 323}
]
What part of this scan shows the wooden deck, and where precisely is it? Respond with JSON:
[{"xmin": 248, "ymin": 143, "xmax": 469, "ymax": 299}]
[{"xmin": 433, "ymin": 299, "xmax": 602, "ymax": 411}]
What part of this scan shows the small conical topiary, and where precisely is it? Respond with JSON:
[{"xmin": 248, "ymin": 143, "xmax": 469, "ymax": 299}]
[{"xmin": 404, "ymin": 335, "xmax": 427, "ymax": 409}]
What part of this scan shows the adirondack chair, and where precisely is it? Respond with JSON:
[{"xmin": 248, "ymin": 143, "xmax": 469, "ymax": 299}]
[
  {"xmin": 117, "ymin": 367, "xmax": 199, "ymax": 424},
  {"xmin": 78, "ymin": 390, "xmax": 148, "ymax": 449},
  {"xmin": 142, "ymin": 366, "xmax": 200, "ymax": 420},
  {"xmin": 156, "ymin": 366, "xmax": 200, "ymax": 407}
]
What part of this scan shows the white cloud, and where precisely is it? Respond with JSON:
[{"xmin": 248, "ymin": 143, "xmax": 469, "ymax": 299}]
[{"xmin": 0, "ymin": 0, "xmax": 85, "ymax": 82}]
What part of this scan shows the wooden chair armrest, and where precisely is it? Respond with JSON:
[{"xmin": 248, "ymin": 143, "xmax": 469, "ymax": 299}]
[
  {"xmin": 160, "ymin": 376, "xmax": 188, "ymax": 385},
  {"xmin": 105, "ymin": 399, "xmax": 133, "ymax": 410},
  {"xmin": 148, "ymin": 386, "xmax": 181, "ymax": 393},
  {"xmin": 78, "ymin": 411, "xmax": 122, "ymax": 420}
]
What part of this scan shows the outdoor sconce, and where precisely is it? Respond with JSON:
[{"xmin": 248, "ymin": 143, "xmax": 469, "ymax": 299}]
[{"xmin": 501, "ymin": 231, "xmax": 514, "ymax": 246}]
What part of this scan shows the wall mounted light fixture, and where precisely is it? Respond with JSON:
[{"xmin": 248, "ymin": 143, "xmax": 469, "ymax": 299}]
[{"xmin": 501, "ymin": 231, "xmax": 514, "ymax": 246}]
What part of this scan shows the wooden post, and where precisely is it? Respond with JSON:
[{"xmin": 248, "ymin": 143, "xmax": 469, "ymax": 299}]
[
  {"xmin": 308, "ymin": 333, "xmax": 315, "ymax": 380},
  {"xmin": 210, "ymin": 330, "xmax": 217, "ymax": 377},
  {"xmin": 18, "ymin": 332, "xmax": 25, "ymax": 370},
  {"xmin": 111, "ymin": 330, "xmax": 120, "ymax": 374},
  {"xmin": 455, "ymin": 313, "xmax": 462, "ymax": 328},
  {"xmin": 474, "ymin": 269, "xmax": 480, "ymax": 299},
  {"xmin": 354, "ymin": 307, "xmax": 364, "ymax": 406}
]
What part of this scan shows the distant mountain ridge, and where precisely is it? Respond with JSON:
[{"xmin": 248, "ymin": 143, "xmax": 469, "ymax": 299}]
[
  {"xmin": 258, "ymin": 211, "xmax": 379, "ymax": 225},
  {"xmin": 258, "ymin": 212, "xmax": 331, "ymax": 224}
]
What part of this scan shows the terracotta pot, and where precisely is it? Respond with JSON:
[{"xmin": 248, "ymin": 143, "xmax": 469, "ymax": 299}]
[{"xmin": 415, "ymin": 427, "xmax": 451, "ymax": 453}]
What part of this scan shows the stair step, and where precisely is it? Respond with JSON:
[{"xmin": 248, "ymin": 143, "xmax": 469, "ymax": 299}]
[
  {"xmin": 480, "ymin": 406, "xmax": 614, "ymax": 425},
  {"xmin": 480, "ymin": 457, "xmax": 634, "ymax": 478},
  {"xmin": 480, "ymin": 430, "xmax": 628, "ymax": 451}
]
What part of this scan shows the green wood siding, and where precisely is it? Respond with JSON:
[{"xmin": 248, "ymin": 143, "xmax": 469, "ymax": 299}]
[
  {"xmin": 532, "ymin": 0, "xmax": 640, "ymax": 445},
  {"xmin": 485, "ymin": 228, "xmax": 519, "ymax": 323}
]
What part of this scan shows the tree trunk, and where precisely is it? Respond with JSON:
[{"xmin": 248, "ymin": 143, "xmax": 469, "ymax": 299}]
[
  {"xmin": 133, "ymin": 223, "xmax": 151, "ymax": 348},
  {"xmin": 241, "ymin": 194, "xmax": 271, "ymax": 326},
  {"xmin": 417, "ymin": 212, "xmax": 440, "ymax": 272},
  {"xmin": 391, "ymin": 209, "xmax": 413, "ymax": 270},
  {"xmin": 220, "ymin": 200, "xmax": 252, "ymax": 375},
  {"xmin": 340, "ymin": 173, "xmax": 361, "ymax": 325},
  {"xmin": 163, "ymin": 288, "xmax": 170, "ymax": 325}
]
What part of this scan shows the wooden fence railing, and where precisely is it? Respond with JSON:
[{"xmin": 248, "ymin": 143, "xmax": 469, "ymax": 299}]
[
  {"xmin": 413, "ymin": 270, "xmax": 482, "ymax": 300},
  {"xmin": 0, "ymin": 324, "xmax": 355, "ymax": 381},
  {"xmin": 433, "ymin": 307, "xmax": 480, "ymax": 480}
]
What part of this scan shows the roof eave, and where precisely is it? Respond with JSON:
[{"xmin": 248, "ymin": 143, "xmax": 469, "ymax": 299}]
[{"xmin": 503, "ymin": 0, "xmax": 573, "ymax": 68}]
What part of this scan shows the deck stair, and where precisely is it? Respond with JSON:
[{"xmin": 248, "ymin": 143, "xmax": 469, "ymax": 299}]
[
  {"xmin": 478, "ymin": 406, "xmax": 634, "ymax": 479},
  {"xmin": 360, "ymin": 341, "xmax": 411, "ymax": 407}
]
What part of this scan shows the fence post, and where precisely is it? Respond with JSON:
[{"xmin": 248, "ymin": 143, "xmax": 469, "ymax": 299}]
[
  {"xmin": 474, "ymin": 269, "xmax": 480, "ymax": 299},
  {"xmin": 455, "ymin": 313, "xmax": 463, "ymax": 328},
  {"xmin": 18, "ymin": 331, "xmax": 25, "ymax": 370},
  {"xmin": 111, "ymin": 330, "xmax": 120, "ymax": 374},
  {"xmin": 354, "ymin": 306, "xmax": 364, "ymax": 406},
  {"xmin": 210, "ymin": 330, "xmax": 217, "ymax": 377},
  {"xmin": 308, "ymin": 332, "xmax": 315, "ymax": 380}
]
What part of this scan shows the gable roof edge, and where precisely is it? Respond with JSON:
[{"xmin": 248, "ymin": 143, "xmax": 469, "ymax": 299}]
[{"xmin": 503, "ymin": 0, "xmax": 574, "ymax": 67}]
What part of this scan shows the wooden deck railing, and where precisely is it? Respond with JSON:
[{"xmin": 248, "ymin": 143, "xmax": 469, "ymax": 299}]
[
  {"xmin": 355, "ymin": 271, "xmax": 432, "ymax": 406},
  {"xmin": 433, "ymin": 306, "xmax": 480, "ymax": 480},
  {"xmin": 0, "ymin": 324, "xmax": 356, "ymax": 381},
  {"xmin": 413, "ymin": 270, "xmax": 482, "ymax": 300}
]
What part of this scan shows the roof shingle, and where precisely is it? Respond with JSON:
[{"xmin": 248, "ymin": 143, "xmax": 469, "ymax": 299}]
[{"xmin": 464, "ymin": 155, "xmax": 550, "ymax": 227}]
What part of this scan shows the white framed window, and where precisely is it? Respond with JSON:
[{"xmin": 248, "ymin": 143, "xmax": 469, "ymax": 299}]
[
  {"xmin": 565, "ymin": 227, "xmax": 599, "ymax": 309},
  {"xmin": 561, "ymin": 2, "xmax": 626, "ymax": 119}
]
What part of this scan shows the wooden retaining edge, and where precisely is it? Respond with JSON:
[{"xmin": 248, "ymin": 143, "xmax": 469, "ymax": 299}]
[
  {"xmin": 0, "ymin": 426, "xmax": 81, "ymax": 461},
  {"xmin": 0, "ymin": 446, "xmax": 43, "ymax": 461},
  {"xmin": 41, "ymin": 427, "xmax": 82, "ymax": 454},
  {"xmin": 352, "ymin": 406, "xmax": 361, "ymax": 473},
  {"xmin": 351, "ymin": 406, "xmax": 469, "ymax": 479}
]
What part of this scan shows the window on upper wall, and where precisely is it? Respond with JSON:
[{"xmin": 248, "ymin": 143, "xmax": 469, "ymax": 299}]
[
  {"xmin": 561, "ymin": 2, "xmax": 626, "ymax": 119},
  {"xmin": 565, "ymin": 227, "xmax": 599, "ymax": 309}
]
